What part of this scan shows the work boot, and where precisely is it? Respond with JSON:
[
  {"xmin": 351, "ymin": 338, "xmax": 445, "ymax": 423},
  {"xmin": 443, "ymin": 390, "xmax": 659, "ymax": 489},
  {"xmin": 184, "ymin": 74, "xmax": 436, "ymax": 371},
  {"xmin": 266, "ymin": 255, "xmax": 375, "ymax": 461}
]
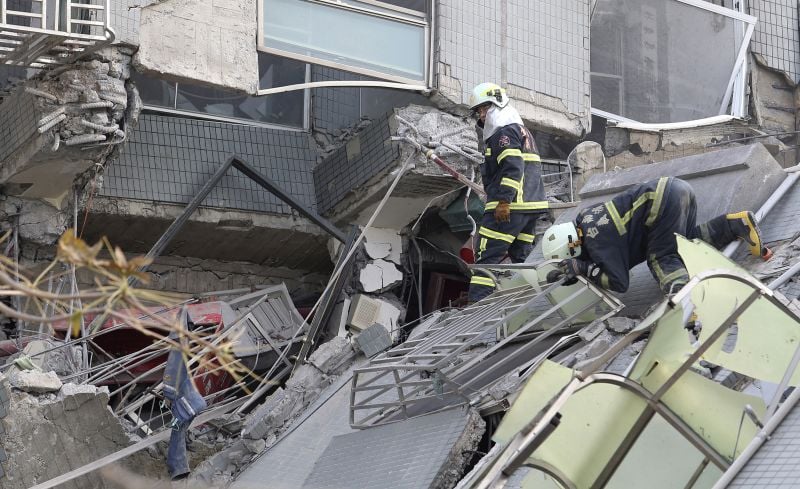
[{"xmin": 726, "ymin": 211, "xmax": 770, "ymax": 258}]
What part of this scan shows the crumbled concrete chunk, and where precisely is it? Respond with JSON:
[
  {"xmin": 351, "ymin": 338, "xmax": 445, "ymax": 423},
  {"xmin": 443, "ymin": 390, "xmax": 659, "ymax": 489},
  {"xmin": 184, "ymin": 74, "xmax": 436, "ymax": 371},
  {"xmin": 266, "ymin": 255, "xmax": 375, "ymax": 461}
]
[
  {"xmin": 359, "ymin": 259, "xmax": 403, "ymax": 293},
  {"xmin": 9, "ymin": 370, "xmax": 62, "ymax": 393},
  {"xmin": 363, "ymin": 227, "xmax": 403, "ymax": 264},
  {"xmin": 606, "ymin": 317, "xmax": 638, "ymax": 334},
  {"xmin": 308, "ymin": 336, "xmax": 355, "ymax": 376}
]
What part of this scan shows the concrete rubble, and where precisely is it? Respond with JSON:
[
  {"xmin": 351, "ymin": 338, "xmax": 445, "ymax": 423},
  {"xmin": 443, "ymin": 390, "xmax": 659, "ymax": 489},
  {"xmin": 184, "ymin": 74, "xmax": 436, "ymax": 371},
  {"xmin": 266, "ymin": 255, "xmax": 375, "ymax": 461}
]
[
  {"xmin": 1, "ymin": 2, "xmax": 800, "ymax": 487},
  {"xmin": 0, "ymin": 376, "xmax": 165, "ymax": 488}
]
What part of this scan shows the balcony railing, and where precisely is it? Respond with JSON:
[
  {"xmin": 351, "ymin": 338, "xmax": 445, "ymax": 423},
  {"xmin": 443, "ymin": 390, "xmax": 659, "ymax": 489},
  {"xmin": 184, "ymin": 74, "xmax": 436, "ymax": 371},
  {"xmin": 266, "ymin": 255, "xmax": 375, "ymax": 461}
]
[{"xmin": 0, "ymin": 0, "xmax": 112, "ymax": 68}]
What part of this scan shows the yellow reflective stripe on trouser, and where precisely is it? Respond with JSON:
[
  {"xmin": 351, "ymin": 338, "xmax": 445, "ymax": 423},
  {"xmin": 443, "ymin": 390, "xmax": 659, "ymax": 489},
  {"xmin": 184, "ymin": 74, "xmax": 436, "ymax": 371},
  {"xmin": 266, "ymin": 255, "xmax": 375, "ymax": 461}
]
[
  {"xmin": 661, "ymin": 268, "xmax": 688, "ymax": 286},
  {"xmin": 509, "ymin": 201, "xmax": 549, "ymax": 211},
  {"xmin": 485, "ymin": 148, "xmax": 491, "ymax": 156},
  {"xmin": 479, "ymin": 226, "xmax": 516, "ymax": 243},
  {"xmin": 522, "ymin": 153, "xmax": 541, "ymax": 163},
  {"xmin": 600, "ymin": 273, "xmax": 610, "ymax": 289},
  {"xmin": 497, "ymin": 148, "xmax": 522, "ymax": 163},
  {"xmin": 645, "ymin": 177, "xmax": 669, "ymax": 226},
  {"xmin": 516, "ymin": 233, "xmax": 535, "ymax": 243},
  {"xmin": 470, "ymin": 275, "xmax": 496, "ymax": 287},
  {"xmin": 500, "ymin": 177, "xmax": 522, "ymax": 192}
]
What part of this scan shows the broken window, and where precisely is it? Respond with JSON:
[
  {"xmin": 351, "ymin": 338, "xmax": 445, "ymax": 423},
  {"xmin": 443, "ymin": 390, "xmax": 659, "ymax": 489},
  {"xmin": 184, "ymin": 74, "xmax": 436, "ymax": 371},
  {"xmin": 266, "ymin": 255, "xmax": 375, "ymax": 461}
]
[
  {"xmin": 259, "ymin": 0, "xmax": 429, "ymax": 84},
  {"xmin": 590, "ymin": 0, "xmax": 755, "ymax": 124},
  {"xmin": 132, "ymin": 53, "xmax": 309, "ymax": 129}
]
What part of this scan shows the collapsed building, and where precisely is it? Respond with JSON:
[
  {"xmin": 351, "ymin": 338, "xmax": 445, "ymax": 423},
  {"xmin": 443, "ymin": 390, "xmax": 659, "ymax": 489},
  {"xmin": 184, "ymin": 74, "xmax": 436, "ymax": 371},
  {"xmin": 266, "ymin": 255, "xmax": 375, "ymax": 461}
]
[{"xmin": 1, "ymin": 0, "xmax": 800, "ymax": 488}]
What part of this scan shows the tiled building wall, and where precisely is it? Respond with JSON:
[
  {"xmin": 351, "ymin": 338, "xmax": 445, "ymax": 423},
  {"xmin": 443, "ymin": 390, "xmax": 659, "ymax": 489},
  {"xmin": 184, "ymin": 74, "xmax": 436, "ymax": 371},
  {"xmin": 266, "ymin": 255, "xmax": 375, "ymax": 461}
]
[
  {"xmin": 313, "ymin": 113, "xmax": 399, "ymax": 214},
  {"xmin": 100, "ymin": 113, "xmax": 317, "ymax": 214},
  {"xmin": 0, "ymin": 90, "xmax": 39, "ymax": 165},
  {"xmin": 311, "ymin": 66, "xmax": 362, "ymax": 136},
  {"xmin": 749, "ymin": 0, "xmax": 800, "ymax": 83},
  {"xmin": 311, "ymin": 66, "xmax": 431, "ymax": 136},
  {"xmin": 437, "ymin": 0, "xmax": 591, "ymax": 119}
]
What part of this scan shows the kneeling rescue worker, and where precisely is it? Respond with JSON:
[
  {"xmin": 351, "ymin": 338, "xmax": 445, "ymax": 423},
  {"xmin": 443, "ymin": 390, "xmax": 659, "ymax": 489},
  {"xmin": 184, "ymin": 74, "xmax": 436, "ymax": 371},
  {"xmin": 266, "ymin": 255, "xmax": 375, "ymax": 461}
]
[
  {"xmin": 467, "ymin": 82, "xmax": 549, "ymax": 302},
  {"xmin": 542, "ymin": 177, "xmax": 770, "ymax": 294}
]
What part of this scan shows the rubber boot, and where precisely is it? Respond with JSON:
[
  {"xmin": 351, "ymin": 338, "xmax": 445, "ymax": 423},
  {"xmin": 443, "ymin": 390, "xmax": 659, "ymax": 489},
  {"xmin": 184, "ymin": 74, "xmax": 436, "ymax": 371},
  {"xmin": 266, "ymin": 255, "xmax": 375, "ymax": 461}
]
[{"xmin": 726, "ymin": 211, "xmax": 769, "ymax": 258}]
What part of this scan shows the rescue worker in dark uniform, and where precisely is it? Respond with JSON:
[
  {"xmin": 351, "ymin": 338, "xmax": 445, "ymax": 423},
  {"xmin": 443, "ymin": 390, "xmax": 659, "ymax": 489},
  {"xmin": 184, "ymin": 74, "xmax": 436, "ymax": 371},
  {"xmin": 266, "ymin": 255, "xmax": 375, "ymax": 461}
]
[
  {"xmin": 467, "ymin": 83, "xmax": 549, "ymax": 302},
  {"xmin": 542, "ymin": 177, "xmax": 768, "ymax": 294}
]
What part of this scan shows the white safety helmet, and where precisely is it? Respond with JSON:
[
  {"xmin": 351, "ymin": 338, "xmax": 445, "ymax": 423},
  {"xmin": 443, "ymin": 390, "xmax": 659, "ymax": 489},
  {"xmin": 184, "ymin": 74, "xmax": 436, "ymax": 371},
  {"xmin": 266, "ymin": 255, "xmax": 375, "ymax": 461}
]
[
  {"xmin": 541, "ymin": 222, "xmax": 582, "ymax": 261},
  {"xmin": 469, "ymin": 82, "xmax": 509, "ymax": 110}
]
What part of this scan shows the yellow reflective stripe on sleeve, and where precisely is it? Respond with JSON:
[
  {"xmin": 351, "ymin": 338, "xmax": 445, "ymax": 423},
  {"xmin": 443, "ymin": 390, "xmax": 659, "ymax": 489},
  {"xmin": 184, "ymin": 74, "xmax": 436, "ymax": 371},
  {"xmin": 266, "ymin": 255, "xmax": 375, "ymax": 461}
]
[
  {"xmin": 516, "ymin": 233, "xmax": 535, "ymax": 243},
  {"xmin": 646, "ymin": 177, "xmax": 669, "ymax": 226},
  {"xmin": 500, "ymin": 177, "xmax": 522, "ymax": 191},
  {"xmin": 470, "ymin": 276, "xmax": 496, "ymax": 287},
  {"xmin": 509, "ymin": 201, "xmax": 549, "ymax": 211},
  {"xmin": 485, "ymin": 201, "xmax": 498, "ymax": 210},
  {"xmin": 479, "ymin": 226, "xmax": 516, "ymax": 243},
  {"xmin": 605, "ymin": 201, "xmax": 627, "ymax": 236},
  {"xmin": 497, "ymin": 148, "xmax": 522, "ymax": 163},
  {"xmin": 480, "ymin": 238, "xmax": 488, "ymax": 253},
  {"xmin": 485, "ymin": 148, "xmax": 491, "ymax": 156},
  {"xmin": 522, "ymin": 153, "xmax": 541, "ymax": 163}
]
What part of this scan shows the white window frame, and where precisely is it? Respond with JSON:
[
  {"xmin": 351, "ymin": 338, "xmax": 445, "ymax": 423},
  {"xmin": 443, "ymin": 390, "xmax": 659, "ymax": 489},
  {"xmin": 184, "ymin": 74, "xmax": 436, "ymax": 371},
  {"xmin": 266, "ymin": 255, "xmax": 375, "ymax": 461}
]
[
  {"xmin": 257, "ymin": 0, "xmax": 432, "ymax": 87},
  {"xmin": 590, "ymin": 0, "xmax": 757, "ymax": 127}
]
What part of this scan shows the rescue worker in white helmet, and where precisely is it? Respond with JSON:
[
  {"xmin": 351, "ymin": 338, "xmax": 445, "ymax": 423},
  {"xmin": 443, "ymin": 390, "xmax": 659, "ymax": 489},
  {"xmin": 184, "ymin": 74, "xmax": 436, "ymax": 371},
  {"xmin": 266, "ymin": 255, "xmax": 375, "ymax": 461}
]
[
  {"xmin": 542, "ymin": 177, "xmax": 769, "ymax": 294},
  {"xmin": 467, "ymin": 82, "xmax": 550, "ymax": 302}
]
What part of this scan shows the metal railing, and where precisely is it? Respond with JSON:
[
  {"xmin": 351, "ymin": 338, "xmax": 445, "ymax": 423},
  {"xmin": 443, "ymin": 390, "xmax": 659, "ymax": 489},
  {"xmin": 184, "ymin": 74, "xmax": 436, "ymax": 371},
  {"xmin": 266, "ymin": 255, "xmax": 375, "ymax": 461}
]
[{"xmin": 0, "ymin": 0, "xmax": 111, "ymax": 67}]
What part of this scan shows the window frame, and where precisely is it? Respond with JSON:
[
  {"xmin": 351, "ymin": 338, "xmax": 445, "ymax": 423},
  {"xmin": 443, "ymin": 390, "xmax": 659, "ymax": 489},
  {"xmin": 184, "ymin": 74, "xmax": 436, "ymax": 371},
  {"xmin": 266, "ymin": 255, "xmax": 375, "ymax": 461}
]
[
  {"xmin": 590, "ymin": 0, "xmax": 757, "ymax": 126},
  {"xmin": 138, "ymin": 63, "xmax": 312, "ymax": 131},
  {"xmin": 257, "ymin": 0, "xmax": 431, "ymax": 86}
]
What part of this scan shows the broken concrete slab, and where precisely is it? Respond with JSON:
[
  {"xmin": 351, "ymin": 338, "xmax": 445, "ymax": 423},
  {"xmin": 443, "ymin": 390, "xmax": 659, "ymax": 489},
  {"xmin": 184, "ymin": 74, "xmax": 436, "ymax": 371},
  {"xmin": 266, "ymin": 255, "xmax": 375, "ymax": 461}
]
[
  {"xmin": 0, "ymin": 58, "xmax": 134, "ymax": 208},
  {"xmin": 302, "ymin": 407, "xmax": 485, "ymax": 489},
  {"xmin": 359, "ymin": 259, "xmax": 404, "ymax": 293},
  {"xmin": 363, "ymin": 227, "xmax": 403, "ymax": 264},
  {"xmin": 354, "ymin": 323, "xmax": 392, "ymax": 357},
  {"xmin": 317, "ymin": 106, "xmax": 477, "ymax": 227},
  {"xmin": 8, "ymin": 370, "xmax": 62, "ymax": 394},
  {"xmin": 134, "ymin": 0, "xmax": 258, "ymax": 93},
  {"xmin": 241, "ymin": 388, "xmax": 289, "ymax": 441},
  {"xmin": 307, "ymin": 336, "xmax": 355, "ymax": 377},
  {"xmin": 0, "ymin": 383, "xmax": 162, "ymax": 488}
]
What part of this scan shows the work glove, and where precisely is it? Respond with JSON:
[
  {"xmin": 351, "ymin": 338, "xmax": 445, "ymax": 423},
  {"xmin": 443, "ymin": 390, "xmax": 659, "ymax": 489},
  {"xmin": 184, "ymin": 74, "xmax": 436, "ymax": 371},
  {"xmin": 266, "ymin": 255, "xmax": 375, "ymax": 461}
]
[
  {"xmin": 546, "ymin": 259, "xmax": 593, "ymax": 286},
  {"xmin": 494, "ymin": 200, "xmax": 511, "ymax": 223}
]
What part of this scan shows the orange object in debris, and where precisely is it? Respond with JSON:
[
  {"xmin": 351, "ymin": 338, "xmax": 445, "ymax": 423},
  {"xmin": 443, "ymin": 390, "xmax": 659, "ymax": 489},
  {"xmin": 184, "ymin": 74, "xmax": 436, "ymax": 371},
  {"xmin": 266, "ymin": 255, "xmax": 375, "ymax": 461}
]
[{"xmin": 762, "ymin": 246, "xmax": 774, "ymax": 261}]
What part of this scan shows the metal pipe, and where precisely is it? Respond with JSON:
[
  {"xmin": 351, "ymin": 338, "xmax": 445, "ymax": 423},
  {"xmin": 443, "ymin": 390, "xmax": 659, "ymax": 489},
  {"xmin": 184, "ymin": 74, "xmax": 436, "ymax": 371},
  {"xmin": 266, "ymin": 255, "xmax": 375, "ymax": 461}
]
[
  {"xmin": 768, "ymin": 259, "xmax": 800, "ymax": 290},
  {"xmin": 723, "ymin": 167, "xmax": 800, "ymax": 257},
  {"xmin": 711, "ymin": 385, "xmax": 800, "ymax": 489}
]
